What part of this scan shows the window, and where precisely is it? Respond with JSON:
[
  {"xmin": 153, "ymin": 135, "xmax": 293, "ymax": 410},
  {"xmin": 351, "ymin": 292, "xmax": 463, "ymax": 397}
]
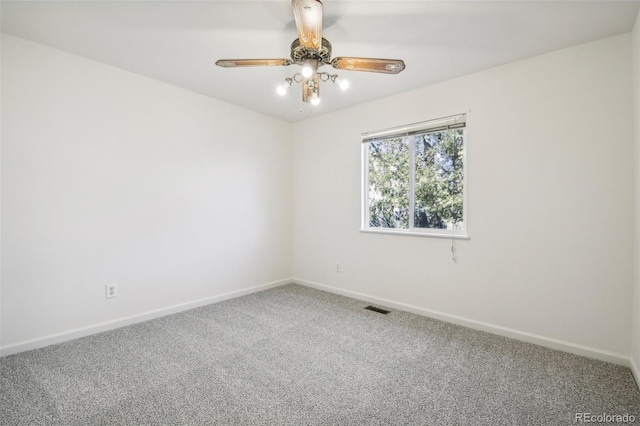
[{"xmin": 361, "ymin": 114, "xmax": 467, "ymax": 237}]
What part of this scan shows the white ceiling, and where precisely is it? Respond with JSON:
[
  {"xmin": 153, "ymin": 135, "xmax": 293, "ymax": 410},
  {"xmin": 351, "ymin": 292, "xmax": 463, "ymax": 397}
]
[{"xmin": 2, "ymin": 1, "xmax": 639, "ymax": 122}]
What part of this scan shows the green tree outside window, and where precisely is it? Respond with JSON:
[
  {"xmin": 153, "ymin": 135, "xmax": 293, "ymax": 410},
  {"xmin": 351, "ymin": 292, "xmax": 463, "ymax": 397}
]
[{"xmin": 367, "ymin": 128, "xmax": 464, "ymax": 231}]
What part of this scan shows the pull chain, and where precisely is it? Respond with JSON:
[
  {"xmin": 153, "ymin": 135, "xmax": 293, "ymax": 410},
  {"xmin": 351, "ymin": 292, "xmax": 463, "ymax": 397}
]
[
  {"xmin": 451, "ymin": 223, "xmax": 457, "ymax": 263},
  {"xmin": 451, "ymin": 241, "xmax": 456, "ymax": 263}
]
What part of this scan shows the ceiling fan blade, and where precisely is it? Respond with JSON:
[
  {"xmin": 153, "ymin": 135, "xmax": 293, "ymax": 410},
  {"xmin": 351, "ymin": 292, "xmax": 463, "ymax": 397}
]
[
  {"xmin": 292, "ymin": 0, "xmax": 323, "ymax": 50},
  {"xmin": 331, "ymin": 57, "xmax": 406, "ymax": 74},
  {"xmin": 216, "ymin": 59, "xmax": 293, "ymax": 68}
]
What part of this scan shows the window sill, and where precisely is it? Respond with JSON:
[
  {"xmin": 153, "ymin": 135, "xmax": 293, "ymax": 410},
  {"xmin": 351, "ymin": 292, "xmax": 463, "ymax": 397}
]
[{"xmin": 360, "ymin": 228, "xmax": 470, "ymax": 240}]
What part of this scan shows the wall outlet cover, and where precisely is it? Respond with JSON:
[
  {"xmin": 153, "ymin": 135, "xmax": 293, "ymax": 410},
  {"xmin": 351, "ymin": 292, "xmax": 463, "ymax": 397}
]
[{"xmin": 106, "ymin": 284, "xmax": 118, "ymax": 299}]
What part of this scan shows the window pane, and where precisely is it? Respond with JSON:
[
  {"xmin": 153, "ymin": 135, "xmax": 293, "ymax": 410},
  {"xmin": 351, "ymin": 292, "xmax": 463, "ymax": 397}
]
[
  {"xmin": 367, "ymin": 138, "xmax": 410, "ymax": 229},
  {"xmin": 414, "ymin": 129, "xmax": 464, "ymax": 230}
]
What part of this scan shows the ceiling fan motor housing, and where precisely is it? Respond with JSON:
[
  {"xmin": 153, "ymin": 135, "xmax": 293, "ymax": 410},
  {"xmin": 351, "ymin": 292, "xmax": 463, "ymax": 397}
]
[{"xmin": 290, "ymin": 37, "xmax": 332, "ymax": 65}]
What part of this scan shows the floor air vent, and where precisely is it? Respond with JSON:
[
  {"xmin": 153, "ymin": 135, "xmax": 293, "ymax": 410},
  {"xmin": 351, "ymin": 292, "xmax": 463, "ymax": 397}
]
[{"xmin": 364, "ymin": 305, "xmax": 390, "ymax": 315}]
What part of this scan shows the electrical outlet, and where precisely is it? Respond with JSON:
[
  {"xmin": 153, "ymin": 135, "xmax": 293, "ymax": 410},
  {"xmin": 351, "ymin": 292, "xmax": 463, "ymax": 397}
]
[
  {"xmin": 105, "ymin": 284, "xmax": 118, "ymax": 299},
  {"xmin": 336, "ymin": 262, "xmax": 341, "ymax": 273}
]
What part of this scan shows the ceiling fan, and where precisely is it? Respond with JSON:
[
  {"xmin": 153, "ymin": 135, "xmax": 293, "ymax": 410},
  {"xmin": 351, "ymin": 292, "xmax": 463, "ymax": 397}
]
[{"xmin": 215, "ymin": 0, "xmax": 406, "ymax": 106}]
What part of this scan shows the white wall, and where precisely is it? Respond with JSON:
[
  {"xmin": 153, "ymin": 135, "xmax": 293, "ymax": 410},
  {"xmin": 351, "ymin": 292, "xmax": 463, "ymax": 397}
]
[
  {"xmin": 1, "ymin": 35, "xmax": 292, "ymax": 350},
  {"xmin": 292, "ymin": 34, "xmax": 634, "ymax": 358},
  {"xmin": 632, "ymin": 11, "xmax": 640, "ymax": 375},
  {"xmin": 0, "ymin": 30, "xmax": 3, "ymax": 353},
  {"xmin": 2, "ymin": 29, "xmax": 637, "ymax": 365}
]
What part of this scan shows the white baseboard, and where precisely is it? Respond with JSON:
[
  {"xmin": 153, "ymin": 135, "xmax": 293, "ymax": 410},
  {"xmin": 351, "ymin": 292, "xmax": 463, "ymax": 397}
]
[
  {"xmin": 631, "ymin": 358, "xmax": 640, "ymax": 390},
  {"xmin": 4, "ymin": 276, "xmax": 634, "ymax": 374},
  {"xmin": 0, "ymin": 278, "xmax": 293, "ymax": 357},
  {"xmin": 294, "ymin": 277, "xmax": 631, "ymax": 367}
]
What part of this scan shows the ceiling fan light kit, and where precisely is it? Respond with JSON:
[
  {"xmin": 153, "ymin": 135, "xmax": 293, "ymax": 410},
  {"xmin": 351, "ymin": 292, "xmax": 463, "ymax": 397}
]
[{"xmin": 215, "ymin": 0, "xmax": 405, "ymax": 106}]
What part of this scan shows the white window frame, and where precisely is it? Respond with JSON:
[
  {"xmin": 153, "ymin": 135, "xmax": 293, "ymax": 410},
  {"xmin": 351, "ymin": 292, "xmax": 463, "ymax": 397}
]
[{"xmin": 360, "ymin": 114, "xmax": 469, "ymax": 239}]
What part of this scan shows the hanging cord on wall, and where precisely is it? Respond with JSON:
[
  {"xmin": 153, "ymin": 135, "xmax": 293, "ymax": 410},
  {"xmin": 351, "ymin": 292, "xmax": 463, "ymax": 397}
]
[
  {"xmin": 450, "ymin": 207, "xmax": 457, "ymax": 263},
  {"xmin": 451, "ymin": 226, "xmax": 457, "ymax": 263}
]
